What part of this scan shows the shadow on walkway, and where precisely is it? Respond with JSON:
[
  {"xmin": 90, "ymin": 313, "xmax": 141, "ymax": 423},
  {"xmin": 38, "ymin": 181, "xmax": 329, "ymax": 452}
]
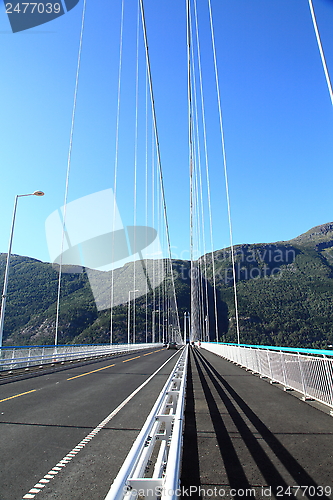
[{"xmin": 180, "ymin": 348, "xmax": 333, "ymax": 500}]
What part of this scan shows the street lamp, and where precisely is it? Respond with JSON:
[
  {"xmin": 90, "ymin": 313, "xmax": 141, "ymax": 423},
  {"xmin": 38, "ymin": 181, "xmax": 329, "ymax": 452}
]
[
  {"xmin": 0, "ymin": 191, "xmax": 45, "ymax": 347},
  {"xmin": 184, "ymin": 311, "xmax": 190, "ymax": 344},
  {"xmin": 205, "ymin": 315, "xmax": 209, "ymax": 341},
  {"xmin": 127, "ymin": 290, "xmax": 139, "ymax": 345},
  {"xmin": 152, "ymin": 310, "xmax": 161, "ymax": 344},
  {"xmin": 164, "ymin": 317, "xmax": 168, "ymax": 343}
]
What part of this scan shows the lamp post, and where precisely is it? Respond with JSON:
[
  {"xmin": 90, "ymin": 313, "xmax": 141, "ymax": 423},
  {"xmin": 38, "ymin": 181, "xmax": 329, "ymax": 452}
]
[
  {"xmin": 152, "ymin": 310, "xmax": 161, "ymax": 344},
  {"xmin": 127, "ymin": 290, "xmax": 139, "ymax": 345},
  {"xmin": 164, "ymin": 317, "xmax": 168, "ymax": 343},
  {"xmin": 205, "ymin": 315, "xmax": 209, "ymax": 341},
  {"xmin": 184, "ymin": 312, "xmax": 190, "ymax": 344},
  {"xmin": 0, "ymin": 191, "xmax": 44, "ymax": 348},
  {"xmin": 184, "ymin": 312, "xmax": 187, "ymax": 344}
]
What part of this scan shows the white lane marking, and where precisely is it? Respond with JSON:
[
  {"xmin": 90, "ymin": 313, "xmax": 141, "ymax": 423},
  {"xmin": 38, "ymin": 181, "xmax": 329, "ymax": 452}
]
[{"xmin": 20, "ymin": 350, "xmax": 180, "ymax": 499}]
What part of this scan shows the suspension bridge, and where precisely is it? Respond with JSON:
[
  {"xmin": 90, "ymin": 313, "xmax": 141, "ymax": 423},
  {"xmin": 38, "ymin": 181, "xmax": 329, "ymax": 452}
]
[{"xmin": 1, "ymin": 0, "xmax": 333, "ymax": 499}]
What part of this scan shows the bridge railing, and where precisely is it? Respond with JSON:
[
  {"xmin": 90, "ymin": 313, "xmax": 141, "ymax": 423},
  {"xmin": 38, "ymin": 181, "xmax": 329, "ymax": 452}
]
[
  {"xmin": 0, "ymin": 343, "xmax": 162, "ymax": 372},
  {"xmin": 105, "ymin": 345, "xmax": 188, "ymax": 500},
  {"xmin": 201, "ymin": 342, "xmax": 333, "ymax": 411}
]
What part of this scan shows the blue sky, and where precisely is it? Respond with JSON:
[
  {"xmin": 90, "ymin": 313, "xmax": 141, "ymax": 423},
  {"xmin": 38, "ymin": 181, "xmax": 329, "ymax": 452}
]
[{"xmin": 1, "ymin": 0, "xmax": 333, "ymax": 265}]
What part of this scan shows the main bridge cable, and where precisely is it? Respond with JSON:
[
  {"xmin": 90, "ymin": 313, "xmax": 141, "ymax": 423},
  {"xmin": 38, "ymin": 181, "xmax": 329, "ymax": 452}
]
[
  {"xmin": 139, "ymin": 0, "xmax": 182, "ymax": 338},
  {"xmin": 145, "ymin": 65, "xmax": 149, "ymax": 343},
  {"xmin": 54, "ymin": 0, "xmax": 87, "ymax": 346},
  {"xmin": 191, "ymin": 0, "xmax": 215, "ymax": 342},
  {"xmin": 187, "ymin": 0, "xmax": 196, "ymax": 343},
  {"xmin": 190, "ymin": 29, "xmax": 207, "ymax": 342},
  {"xmin": 308, "ymin": 0, "xmax": 333, "ymax": 107},
  {"xmin": 110, "ymin": 0, "xmax": 125, "ymax": 345},
  {"xmin": 207, "ymin": 0, "xmax": 241, "ymax": 345},
  {"xmin": 132, "ymin": 2, "xmax": 140, "ymax": 344},
  {"xmin": 193, "ymin": 0, "xmax": 219, "ymax": 342}
]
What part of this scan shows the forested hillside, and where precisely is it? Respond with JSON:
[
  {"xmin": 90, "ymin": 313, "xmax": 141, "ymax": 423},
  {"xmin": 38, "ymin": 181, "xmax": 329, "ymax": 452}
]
[
  {"xmin": 203, "ymin": 222, "xmax": 333, "ymax": 348},
  {"xmin": 1, "ymin": 222, "xmax": 333, "ymax": 349}
]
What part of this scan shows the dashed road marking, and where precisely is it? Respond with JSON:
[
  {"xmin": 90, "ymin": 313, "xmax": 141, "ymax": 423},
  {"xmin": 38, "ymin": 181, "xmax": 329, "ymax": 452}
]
[{"xmin": 20, "ymin": 350, "xmax": 180, "ymax": 499}]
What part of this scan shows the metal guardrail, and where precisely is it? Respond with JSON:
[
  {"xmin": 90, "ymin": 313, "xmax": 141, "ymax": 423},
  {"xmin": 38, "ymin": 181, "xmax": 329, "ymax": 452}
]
[
  {"xmin": 105, "ymin": 345, "xmax": 188, "ymax": 500},
  {"xmin": 201, "ymin": 342, "xmax": 333, "ymax": 412},
  {"xmin": 0, "ymin": 343, "xmax": 163, "ymax": 372}
]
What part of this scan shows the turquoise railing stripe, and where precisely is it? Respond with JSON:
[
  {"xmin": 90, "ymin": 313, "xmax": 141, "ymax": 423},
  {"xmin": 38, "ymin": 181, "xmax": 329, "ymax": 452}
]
[{"xmin": 207, "ymin": 342, "xmax": 333, "ymax": 357}]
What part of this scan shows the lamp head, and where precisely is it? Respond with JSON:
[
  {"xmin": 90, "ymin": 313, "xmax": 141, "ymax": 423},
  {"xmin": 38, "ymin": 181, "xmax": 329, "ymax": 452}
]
[{"xmin": 33, "ymin": 191, "xmax": 45, "ymax": 196}]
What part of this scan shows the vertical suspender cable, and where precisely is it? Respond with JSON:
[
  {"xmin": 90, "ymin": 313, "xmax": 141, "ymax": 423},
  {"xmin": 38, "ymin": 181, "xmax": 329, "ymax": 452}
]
[
  {"xmin": 145, "ymin": 66, "xmax": 149, "ymax": 344},
  {"xmin": 187, "ymin": 0, "xmax": 196, "ymax": 342},
  {"xmin": 193, "ymin": 159, "xmax": 204, "ymax": 338},
  {"xmin": 158, "ymin": 167, "xmax": 163, "ymax": 343},
  {"xmin": 208, "ymin": 0, "xmax": 240, "ymax": 345},
  {"xmin": 190, "ymin": 23, "xmax": 210, "ymax": 342},
  {"xmin": 139, "ymin": 0, "xmax": 181, "ymax": 337},
  {"xmin": 54, "ymin": 0, "xmax": 86, "ymax": 346},
  {"xmin": 308, "ymin": 0, "xmax": 333, "ymax": 107},
  {"xmin": 194, "ymin": 0, "xmax": 219, "ymax": 342},
  {"xmin": 132, "ymin": 1, "xmax": 140, "ymax": 345},
  {"xmin": 151, "ymin": 128, "xmax": 156, "ymax": 342},
  {"xmin": 110, "ymin": 0, "xmax": 125, "ymax": 344},
  {"xmin": 156, "ymin": 146, "xmax": 161, "ymax": 341}
]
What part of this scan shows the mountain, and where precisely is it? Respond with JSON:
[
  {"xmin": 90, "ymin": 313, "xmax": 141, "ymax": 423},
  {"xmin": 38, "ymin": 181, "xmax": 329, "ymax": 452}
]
[
  {"xmin": 0, "ymin": 254, "xmax": 94, "ymax": 345},
  {"xmin": 1, "ymin": 222, "xmax": 333, "ymax": 349},
  {"xmin": 201, "ymin": 222, "xmax": 333, "ymax": 348},
  {"xmin": 0, "ymin": 255, "xmax": 192, "ymax": 346}
]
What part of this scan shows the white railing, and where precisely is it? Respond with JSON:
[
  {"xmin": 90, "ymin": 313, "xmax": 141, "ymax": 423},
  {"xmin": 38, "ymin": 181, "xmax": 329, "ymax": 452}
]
[
  {"xmin": 105, "ymin": 345, "xmax": 188, "ymax": 500},
  {"xmin": 201, "ymin": 342, "xmax": 333, "ymax": 411},
  {"xmin": 0, "ymin": 343, "xmax": 163, "ymax": 372}
]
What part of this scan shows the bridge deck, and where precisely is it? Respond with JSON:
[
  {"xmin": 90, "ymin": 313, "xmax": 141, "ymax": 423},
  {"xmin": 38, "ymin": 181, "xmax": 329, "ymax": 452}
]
[{"xmin": 181, "ymin": 347, "xmax": 333, "ymax": 500}]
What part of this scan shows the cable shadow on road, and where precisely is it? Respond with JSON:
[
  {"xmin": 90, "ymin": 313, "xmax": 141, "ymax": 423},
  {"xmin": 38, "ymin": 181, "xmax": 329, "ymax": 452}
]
[
  {"xmin": 195, "ymin": 349, "xmax": 331, "ymax": 500},
  {"xmin": 181, "ymin": 353, "xmax": 202, "ymax": 498},
  {"xmin": 192, "ymin": 350, "xmax": 252, "ymax": 499},
  {"xmin": 194, "ymin": 350, "xmax": 290, "ymax": 492},
  {"xmin": 0, "ymin": 420, "xmax": 141, "ymax": 431}
]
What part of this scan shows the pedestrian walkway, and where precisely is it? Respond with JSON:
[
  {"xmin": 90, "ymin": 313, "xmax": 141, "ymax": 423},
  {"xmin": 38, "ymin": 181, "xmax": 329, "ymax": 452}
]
[{"xmin": 180, "ymin": 347, "xmax": 333, "ymax": 500}]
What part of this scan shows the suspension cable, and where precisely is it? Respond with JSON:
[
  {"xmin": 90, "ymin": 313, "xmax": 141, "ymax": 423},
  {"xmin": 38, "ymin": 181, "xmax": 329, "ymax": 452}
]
[
  {"xmin": 190, "ymin": 11, "xmax": 211, "ymax": 342},
  {"xmin": 186, "ymin": 0, "xmax": 197, "ymax": 343},
  {"xmin": 110, "ymin": 0, "xmax": 125, "ymax": 344},
  {"xmin": 132, "ymin": 0, "xmax": 140, "ymax": 344},
  {"xmin": 139, "ymin": 0, "xmax": 181, "ymax": 336},
  {"xmin": 193, "ymin": 0, "xmax": 219, "ymax": 342},
  {"xmin": 308, "ymin": 0, "xmax": 333, "ymax": 107},
  {"xmin": 145, "ymin": 63, "xmax": 149, "ymax": 344},
  {"xmin": 208, "ymin": 0, "xmax": 240, "ymax": 345},
  {"xmin": 151, "ymin": 124, "xmax": 156, "ymax": 342},
  {"xmin": 54, "ymin": 0, "xmax": 86, "ymax": 346}
]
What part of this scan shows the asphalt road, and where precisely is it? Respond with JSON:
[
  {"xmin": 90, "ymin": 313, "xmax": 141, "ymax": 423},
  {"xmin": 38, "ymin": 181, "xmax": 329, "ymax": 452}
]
[
  {"xmin": 181, "ymin": 347, "xmax": 333, "ymax": 500},
  {"xmin": 0, "ymin": 347, "xmax": 180, "ymax": 500}
]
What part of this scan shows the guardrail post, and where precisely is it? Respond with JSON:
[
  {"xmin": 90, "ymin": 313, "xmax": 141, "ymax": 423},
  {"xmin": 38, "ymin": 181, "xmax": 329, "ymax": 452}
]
[
  {"xmin": 11, "ymin": 348, "xmax": 15, "ymax": 370},
  {"xmin": 297, "ymin": 353, "xmax": 312, "ymax": 401},
  {"xmin": 323, "ymin": 355, "xmax": 333, "ymax": 412},
  {"xmin": 280, "ymin": 350, "xmax": 292, "ymax": 391}
]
